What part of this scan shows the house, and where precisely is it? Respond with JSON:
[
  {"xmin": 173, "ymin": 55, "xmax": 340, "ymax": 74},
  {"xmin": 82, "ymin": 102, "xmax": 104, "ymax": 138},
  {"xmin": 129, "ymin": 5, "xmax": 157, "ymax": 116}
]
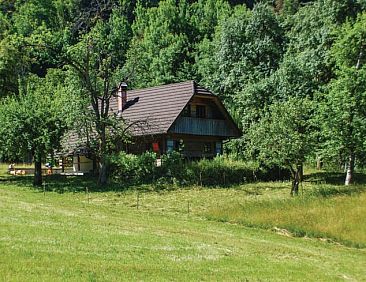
[{"xmin": 62, "ymin": 80, "xmax": 240, "ymax": 173}]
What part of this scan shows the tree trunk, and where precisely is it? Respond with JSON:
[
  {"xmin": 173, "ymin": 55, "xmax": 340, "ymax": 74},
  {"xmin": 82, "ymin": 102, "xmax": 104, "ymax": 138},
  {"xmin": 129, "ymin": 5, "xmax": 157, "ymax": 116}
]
[
  {"xmin": 316, "ymin": 155, "xmax": 323, "ymax": 170},
  {"xmin": 97, "ymin": 126, "xmax": 108, "ymax": 186},
  {"xmin": 33, "ymin": 155, "xmax": 42, "ymax": 187},
  {"xmin": 345, "ymin": 152, "xmax": 355, "ymax": 185},
  {"xmin": 98, "ymin": 156, "xmax": 108, "ymax": 186},
  {"xmin": 290, "ymin": 164, "xmax": 302, "ymax": 196},
  {"xmin": 298, "ymin": 164, "xmax": 303, "ymax": 182}
]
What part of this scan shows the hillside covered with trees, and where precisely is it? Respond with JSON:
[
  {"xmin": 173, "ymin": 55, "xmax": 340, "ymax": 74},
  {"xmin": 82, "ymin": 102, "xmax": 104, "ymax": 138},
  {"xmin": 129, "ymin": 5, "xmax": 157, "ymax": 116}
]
[{"xmin": 0, "ymin": 0, "xmax": 366, "ymax": 187}]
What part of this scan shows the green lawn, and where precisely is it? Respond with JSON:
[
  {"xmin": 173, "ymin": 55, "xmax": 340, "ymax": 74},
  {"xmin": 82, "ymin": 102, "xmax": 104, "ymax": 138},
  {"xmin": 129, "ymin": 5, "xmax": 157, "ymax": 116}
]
[{"xmin": 1, "ymin": 176, "xmax": 366, "ymax": 281}]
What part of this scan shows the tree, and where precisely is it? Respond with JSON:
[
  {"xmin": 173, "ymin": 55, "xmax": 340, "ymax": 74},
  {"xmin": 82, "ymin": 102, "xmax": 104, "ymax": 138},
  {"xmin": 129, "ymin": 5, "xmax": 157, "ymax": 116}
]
[
  {"xmin": 234, "ymin": 0, "xmax": 352, "ymax": 160},
  {"xmin": 247, "ymin": 98, "xmax": 315, "ymax": 195},
  {"xmin": 124, "ymin": 0, "xmax": 194, "ymax": 88},
  {"xmin": 196, "ymin": 3, "xmax": 284, "ymax": 104},
  {"xmin": 321, "ymin": 13, "xmax": 366, "ymax": 185},
  {"xmin": 53, "ymin": 9, "xmax": 131, "ymax": 185},
  {"xmin": 0, "ymin": 35, "xmax": 26, "ymax": 97},
  {"xmin": 4, "ymin": 1, "xmax": 132, "ymax": 186},
  {"xmin": 0, "ymin": 70, "xmax": 69, "ymax": 186}
]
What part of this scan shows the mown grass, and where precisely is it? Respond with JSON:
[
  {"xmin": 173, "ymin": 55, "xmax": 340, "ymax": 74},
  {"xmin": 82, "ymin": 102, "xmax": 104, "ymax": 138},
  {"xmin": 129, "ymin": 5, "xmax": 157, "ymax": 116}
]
[
  {"xmin": 1, "ymin": 181, "xmax": 366, "ymax": 281},
  {"xmin": 1, "ymin": 167, "xmax": 366, "ymax": 280}
]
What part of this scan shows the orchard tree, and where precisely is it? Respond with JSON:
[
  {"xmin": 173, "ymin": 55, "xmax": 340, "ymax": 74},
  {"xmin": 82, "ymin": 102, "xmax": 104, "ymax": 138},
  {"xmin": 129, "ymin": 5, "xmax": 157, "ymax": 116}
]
[
  {"xmin": 321, "ymin": 13, "xmax": 366, "ymax": 185},
  {"xmin": 0, "ymin": 71, "xmax": 70, "ymax": 186},
  {"xmin": 14, "ymin": 1, "xmax": 133, "ymax": 186},
  {"xmin": 247, "ymin": 98, "xmax": 315, "ymax": 195}
]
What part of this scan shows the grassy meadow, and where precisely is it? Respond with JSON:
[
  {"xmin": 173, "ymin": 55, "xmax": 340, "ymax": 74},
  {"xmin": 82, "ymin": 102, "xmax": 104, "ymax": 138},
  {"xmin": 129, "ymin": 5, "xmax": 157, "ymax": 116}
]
[{"xmin": 0, "ymin": 165, "xmax": 366, "ymax": 281}]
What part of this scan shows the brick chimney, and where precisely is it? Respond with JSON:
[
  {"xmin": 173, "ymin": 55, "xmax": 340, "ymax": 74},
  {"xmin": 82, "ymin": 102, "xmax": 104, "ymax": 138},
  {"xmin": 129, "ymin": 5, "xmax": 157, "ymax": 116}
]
[{"xmin": 118, "ymin": 82, "xmax": 128, "ymax": 113}]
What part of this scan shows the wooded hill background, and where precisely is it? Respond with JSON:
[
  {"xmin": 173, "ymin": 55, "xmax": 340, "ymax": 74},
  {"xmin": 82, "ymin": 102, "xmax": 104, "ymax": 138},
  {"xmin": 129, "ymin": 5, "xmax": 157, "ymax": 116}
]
[{"xmin": 0, "ymin": 0, "xmax": 366, "ymax": 186}]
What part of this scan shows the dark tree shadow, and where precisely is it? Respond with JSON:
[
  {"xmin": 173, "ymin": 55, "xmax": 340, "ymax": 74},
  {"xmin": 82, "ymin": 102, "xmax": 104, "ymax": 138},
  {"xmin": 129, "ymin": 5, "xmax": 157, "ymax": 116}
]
[
  {"xmin": 303, "ymin": 171, "xmax": 366, "ymax": 197},
  {"xmin": 0, "ymin": 174, "xmax": 130, "ymax": 193},
  {"xmin": 304, "ymin": 171, "xmax": 366, "ymax": 185}
]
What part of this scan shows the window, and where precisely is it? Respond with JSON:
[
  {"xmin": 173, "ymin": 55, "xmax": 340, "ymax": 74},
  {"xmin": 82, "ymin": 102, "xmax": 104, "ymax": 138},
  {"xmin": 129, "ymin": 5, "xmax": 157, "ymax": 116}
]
[
  {"xmin": 203, "ymin": 142, "xmax": 212, "ymax": 154},
  {"xmin": 167, "ymin": 140, "xmax": 174, "ymax": 153},
  {"xmin": 175, "ymin": 139, "xmax": 184, "ymax": 152},
  {"xmin": 182, "ymin": 104, "xmax": 191, "ymax": 117},
  {"xmin": 167, "ymin": 139, "xmax": 183, "ymax": 153},
  {"xmin": 196, "ymin": 105, "xmax": 206, "ymax": 118},
  {"xmin": 215, "ymin": 142, "xmax": 222, "ymax": 155}
]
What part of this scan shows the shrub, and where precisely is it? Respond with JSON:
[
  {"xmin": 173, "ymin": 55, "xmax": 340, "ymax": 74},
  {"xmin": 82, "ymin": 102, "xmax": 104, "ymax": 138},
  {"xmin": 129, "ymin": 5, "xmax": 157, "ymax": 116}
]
[
  {"xmin": 109, "ymin": 151, "xmax": 157, "ymax": 184},
  {"xmin": 110, "ymin": 152, "xmax": 290, "ymax": 187},
  {"xmin": 189, "ymin": 157, "xmax": 257, "ymax": 186}
]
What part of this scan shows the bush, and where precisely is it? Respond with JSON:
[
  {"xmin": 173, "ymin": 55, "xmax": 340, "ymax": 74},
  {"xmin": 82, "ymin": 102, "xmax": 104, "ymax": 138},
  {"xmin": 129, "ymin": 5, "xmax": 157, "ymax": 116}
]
[
  {"xmin": 190, "ymin": 157, "xmax": 257, "ymax": 186},
  {"xmin": 109, "ymin": 151, "xmax": 157, "ymax": 184},
  {"xmin": 110, "ymin": 152, "xmax": 290, "ymax": 187},
  {"xmin": 187, "ymin": 157, "xmax": 290, "ymax": 186}
]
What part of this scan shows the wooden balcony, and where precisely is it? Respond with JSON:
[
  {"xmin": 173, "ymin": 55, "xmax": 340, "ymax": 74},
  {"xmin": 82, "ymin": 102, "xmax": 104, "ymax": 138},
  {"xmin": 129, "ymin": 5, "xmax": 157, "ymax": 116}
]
[{"xmin": 169, "ymin": 117, "xmax": 237, "ymax": 137}]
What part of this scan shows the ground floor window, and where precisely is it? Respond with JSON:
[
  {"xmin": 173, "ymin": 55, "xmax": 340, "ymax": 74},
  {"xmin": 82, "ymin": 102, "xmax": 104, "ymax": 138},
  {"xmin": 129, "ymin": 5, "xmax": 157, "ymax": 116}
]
[
  {"xmin": 203, "ymin": 142, "xmax": 212, "ymax": 154},
  {"xmin": 167, "ymin": 140, "xmax": 174, "ymax": 152},
  {"xmin": 215, "ymin": 142, "xmax": 222, "ymax": 155}
]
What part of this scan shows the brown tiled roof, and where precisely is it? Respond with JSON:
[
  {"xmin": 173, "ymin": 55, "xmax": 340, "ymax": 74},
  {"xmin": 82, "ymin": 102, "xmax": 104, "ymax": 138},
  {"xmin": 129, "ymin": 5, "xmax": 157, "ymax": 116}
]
[{"xmin": 110, "ymin": 80, "xmax": 214, "ymax": 136}]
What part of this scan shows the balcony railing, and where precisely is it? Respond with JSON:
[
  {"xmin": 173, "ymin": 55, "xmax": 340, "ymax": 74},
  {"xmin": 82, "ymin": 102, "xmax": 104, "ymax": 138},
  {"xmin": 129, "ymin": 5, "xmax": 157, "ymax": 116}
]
[{"xmin": 169, "ymin": 117, "xmax": 236, "ymax": 137}]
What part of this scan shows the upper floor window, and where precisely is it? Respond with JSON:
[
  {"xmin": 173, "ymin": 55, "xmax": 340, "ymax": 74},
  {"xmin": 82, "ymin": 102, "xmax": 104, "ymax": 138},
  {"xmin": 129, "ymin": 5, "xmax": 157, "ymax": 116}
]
[{"xmin": 196, "ymin": 105, "xmax": 206, "ymax": 118}]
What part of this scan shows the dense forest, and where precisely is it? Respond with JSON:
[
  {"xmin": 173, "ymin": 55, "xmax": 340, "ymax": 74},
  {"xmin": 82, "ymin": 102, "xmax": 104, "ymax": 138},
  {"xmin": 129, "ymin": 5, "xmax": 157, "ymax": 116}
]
[{"xmin": 0, "ymin": 0, "xmax": 365, "ymax": 187}]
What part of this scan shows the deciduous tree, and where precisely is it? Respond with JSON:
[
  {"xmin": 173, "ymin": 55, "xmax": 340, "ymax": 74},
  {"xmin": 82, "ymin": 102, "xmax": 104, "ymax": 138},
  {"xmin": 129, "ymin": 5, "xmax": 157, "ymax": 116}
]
[
  {"xmin": 0, "ymin": 70, "xmax": 69, "ymax": 186},
  {"xmin": 247, "ymin": 98, "xmax": 315, "ymax": 195},
  {"xmin": 321, "ymin": 13, "xmax": 366, "ymax": 185}
]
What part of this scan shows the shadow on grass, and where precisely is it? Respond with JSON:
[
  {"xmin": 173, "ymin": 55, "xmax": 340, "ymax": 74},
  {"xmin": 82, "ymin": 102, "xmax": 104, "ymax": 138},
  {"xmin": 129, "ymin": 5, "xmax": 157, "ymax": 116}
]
[
  {"xmin": 309, "ymin": 185, "xmax": 366, "ymax": 198},
  {"xmin": 304, "ymin": 171, "xmax": 366, "ymax": 185},
  {"xmin": 0, "ymin": 174, "xmax": 132, "ymax": 193},
  {"xmin": 0, "ymin": 173, "xmax": 260, "ymax": 193},
  {"xmin": 303, "ymin": 171, "xmax": 366, "ymax": 197},
  {"xmin": 2, "ymin": 169, "xmax": 366, "ymax": 196}
]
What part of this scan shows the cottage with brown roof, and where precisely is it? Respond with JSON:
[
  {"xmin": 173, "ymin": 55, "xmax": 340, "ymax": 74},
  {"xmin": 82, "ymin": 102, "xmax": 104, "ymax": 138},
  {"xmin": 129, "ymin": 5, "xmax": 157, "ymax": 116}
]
[{"xmin": 62, "ymin": 80, "xmax": 240, "ymax": 173}]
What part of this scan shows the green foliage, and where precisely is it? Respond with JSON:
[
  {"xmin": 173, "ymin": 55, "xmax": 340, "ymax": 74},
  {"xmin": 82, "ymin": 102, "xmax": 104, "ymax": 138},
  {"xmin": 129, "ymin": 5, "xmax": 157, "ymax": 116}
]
[
  {"xmin": 197, "ymin": 3, "xmax": 285, "ymax": 103},
  {"xmin": 110, "ymin": 151, "xmax": 157, "ymax": 184},
  {"xmin": 125, "ymin": 0, "xmax": 193, "ymax": 88},
  {"xmin": 159, "ymin": 151, "xmax": 187, "ymax": 184},
  {"xmin": 1, "ymin": 0, "xmax": 366, "ymax": 184},
  {"xmin": 0, "ymin": 70, "xmax": 69, "ymax": 161},
  {"xmin": 247, "ymin": 97, "xmax": 316, "ymax": 173},
  {"xmin": 0, "ymin": 35, "xmax": 25, "ymax": 96},
  {"xmin": 190, "ymin": 0, "xmax": 231, "ymax": 41},
  {"xmin": 110, "ymin": 152, "xmax": 290, "ymax": 187},
  {"xmin": 12, "ymin": 0, "xmax": 58, "ymax": 36},
  {"xmin": 319, "ymin": 13, "xmax": 366, "ymax": 167}
]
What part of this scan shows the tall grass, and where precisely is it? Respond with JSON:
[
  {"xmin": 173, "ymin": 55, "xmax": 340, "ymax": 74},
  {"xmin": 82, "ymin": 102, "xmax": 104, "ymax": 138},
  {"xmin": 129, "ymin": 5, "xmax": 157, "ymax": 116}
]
[
  {"xmin": 0, "ymin": 163, "xmax": 8, "ymax": 176},
  {"xmin": 205, "ymin": 184, "xmax": 366, "ymax": 248}
]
